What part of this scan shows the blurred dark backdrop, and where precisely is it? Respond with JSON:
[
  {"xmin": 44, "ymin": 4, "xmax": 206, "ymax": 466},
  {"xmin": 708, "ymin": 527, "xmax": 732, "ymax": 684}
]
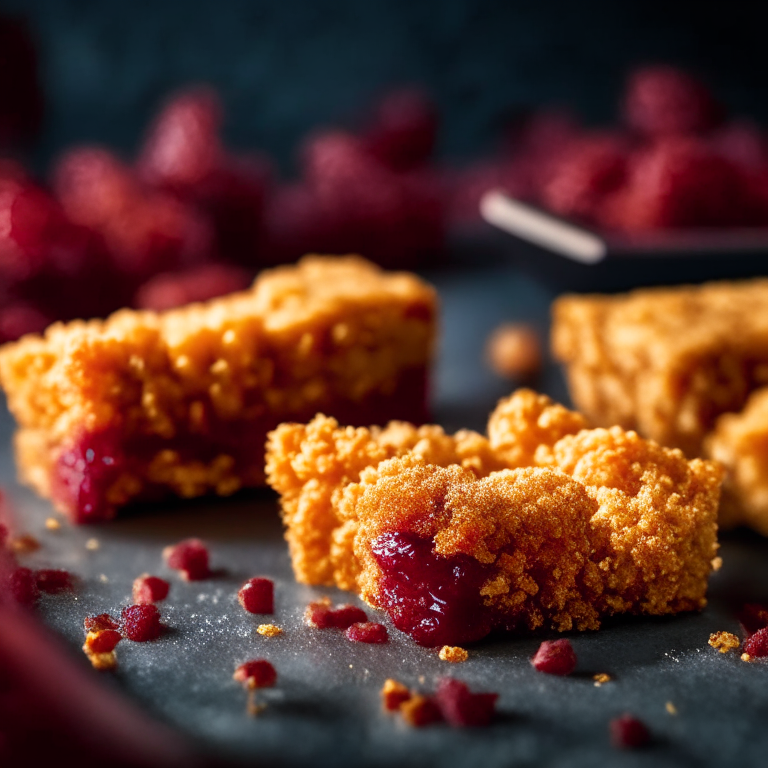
[{"xmin": 5, "ymin": 0, "xmax": 768, "ymax": 173}]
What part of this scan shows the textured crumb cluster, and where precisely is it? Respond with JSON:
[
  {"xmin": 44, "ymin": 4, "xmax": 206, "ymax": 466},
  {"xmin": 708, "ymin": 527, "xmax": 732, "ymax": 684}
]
[
  {"xmin": 552, "ymin": 279, "xmax": 768, "ymax": 533},
  {"xmin": 0, "ymin": 256, "xmax": 436, "ymax": 522},
  {"xmin": 266, "ymin": 389, "xmax": 722, "ymax": 638}
]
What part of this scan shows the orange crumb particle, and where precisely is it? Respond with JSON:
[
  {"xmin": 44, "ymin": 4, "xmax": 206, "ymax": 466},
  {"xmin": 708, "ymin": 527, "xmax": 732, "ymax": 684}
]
[
  {"xmin": 82, "ymin": 641, "xmax": 117, "ymax": 671},
  {"xmin": 593, "ymin": 672, "xmax": 611, "ymax": 685},
  {"xmin": 257, "ymin": 624, "xmax": 283, "ymax": 637},
  {"xmin": 742, "ymin": 653, "xmax": 753, "ymax": 662},
  {"xmin": 381, "ymin": 678, "xmax": 412, "ymax": 712},
  {"xmin": 666, "ymin": 701, "xmax": 678, "ymax": 715},
  {"xmin": 485, "ymin": 323, "xmax": 542, "ymax": 379},
  {"xmin": 45, "ymin": 517, "xmax": 61, "ymax": 531},
  {"xmin": 400, "ymin": 694, "xmax": 441, "ymax": 727},
  {"xmin": 246, "ymin": 690, "xmax": 267, "ymax": 717},
  {"xmin": 709, "ymin": 631, "xmax": 740, "ymax": 653},
  {"xmin": 10, "ymin": 534, "xmax": 40, "ymax": 554},
  {"xmin": 711, "ymin": 556, "xmax": 723, "ymax": 571},
  {"xmin": 438, "ymin": 645, "xmax": 468, "ymax": 663},
  {"xmin": 85, "ymin": 538, "xmax": 100, "ymax": 551}
]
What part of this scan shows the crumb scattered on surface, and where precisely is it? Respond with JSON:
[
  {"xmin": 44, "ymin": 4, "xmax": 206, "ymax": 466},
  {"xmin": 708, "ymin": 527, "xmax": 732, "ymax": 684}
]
[
  {"xmin": 593, "ymin": 673, "xmax": 611, "ymax": 686},
  {"xmin": 742, "ymin": 653, "xmax": 752, "ymax": 662},
  {"xmin": 10, "ymin": 534, "xmax": 40, "ymax": 553},
  {"xmin": 709, "ymin": 631, "xmax": 740, "ymax": 653},
  {"xmin": 45, "ymin": 517, "xmax": 61, "ymax": 531},
  {"xmin": 381, "ymin": 678, "xmax": 411, "ymax": 712},
  {"xmin": 85, "ymin": 537, "xmax": 100, "ymax": 551},
  {"xmin": 485, "ymin": 323, "xmax": 542, "ymax": 380},
  {"xmin": 666, "ymin": 701, "xmax": 678, "ymax": 715},
  {"xmin": 400, "ymin": 694, "xmax": 442, "ymax": 727},
  {"xmin": 711, "ymin": 556, "xmax": 723, "ymax": 571},
  {"xmin": 83, "ymin": 649, "xmax": 117, "ymax": 671},
  {"xmin": 99, "ymin": 574, "xmax": 109, "ymax": 583},
  {"xmin": 439, "ymin": 646, "xmax": 469, "ymax": 663},
  {"xmin": 257, "ymin": 624, "xmax": 283, "ymax": 637}
]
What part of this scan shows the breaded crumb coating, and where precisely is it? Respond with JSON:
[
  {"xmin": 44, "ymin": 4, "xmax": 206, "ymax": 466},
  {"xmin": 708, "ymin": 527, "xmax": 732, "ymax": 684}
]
[
  {"xmin": 266, "ymin": 390, "xmax": 722, "ymax": 638},
  {"xmin": 0, "ymin": 255, "xmax": 436, "ymax": 522}
]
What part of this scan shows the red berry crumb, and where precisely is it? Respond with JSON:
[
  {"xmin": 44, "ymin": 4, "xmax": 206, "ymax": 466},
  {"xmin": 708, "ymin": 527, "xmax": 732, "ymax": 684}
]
[
  {"xmin": 400, "ymin": 694, "xmax": 443, "ymax": 727},
  {"xmin": 435, "ymin": 678, "xmax": 498, "ymax": 728},
  {"xmin": 84, "ymin": 613, "xmax": 119, "ymax": 632},
  {"xmin": 121, "ymin": 604, "xmax": 163, "ymax": 642},
  {"xmin": 346, "ymin": 621, "xmax": 388, "ymax": 644},
  {"xmin": 0, "ymin": 522, "xmax": 8, "ymax": 549},
  {"xmin": 35, "ymin": 568, "xmax": 73, "ymax": 594},
  {"xmin": 8, "ymin": 566, "xmax": 39, "ymax": 606},
  {"xmin": 132, "ymin": 574, "xmax": 170, "ymax": 605},
  {"xmin": 233, "ymin": 659, "xmax": 277, "ymax": 690},
  {"xmin": 743, "ymin": 627, "xmax": 768, "ymax": 658},
  {"xmin": 738, "ymin": 603, "xmax": 768, "ymax": 636},
  {"xmin": 85, "ymin": 629, "xmax": 122, "ymax": 654},
  {"xmin": 531, "ymin": 639, "xmax": 577, "ymax": 676},
  {"xmin": 610, "ymin": 714, "xmax": 651, "ymax": 749},
  {"xmin": 238, "ymin": 577, "xmax": 274, "ymax": 614},
  {"xmin": 305, "ymin": 600, "xmax": 368, "ymax": 629},
  {"xmin": 163, "ymin": 538, "xmax": 211, "ymax": 580}
]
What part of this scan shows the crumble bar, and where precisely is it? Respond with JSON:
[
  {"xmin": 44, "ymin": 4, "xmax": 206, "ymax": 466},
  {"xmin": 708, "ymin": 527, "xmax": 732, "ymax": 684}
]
[
  {"xmin": 266, "ymin": 389, "xmax": 721, "ymax": 646},
  {"xmin": 0, "ymin": 256, "xmax": 436, "ymax": 522}
]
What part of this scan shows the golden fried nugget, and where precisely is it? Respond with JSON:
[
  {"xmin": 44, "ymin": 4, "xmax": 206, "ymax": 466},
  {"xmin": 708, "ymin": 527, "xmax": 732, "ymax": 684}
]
[
  {"xmin": 552, "ymin": 279, "xmax": 768, "ymax": 458},
  {"xmin": 0, "ymin": 256, "xmax": 436, "ymax": 523},
  {"xmin": 266, "ymin": 390, "xmax": 722, "ymax": 645}
]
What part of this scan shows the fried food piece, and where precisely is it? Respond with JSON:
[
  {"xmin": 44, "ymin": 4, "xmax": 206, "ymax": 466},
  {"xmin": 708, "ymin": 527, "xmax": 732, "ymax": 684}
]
[
  {"xmin": 0, "ymin": 256, "xmax": 436, "ymax": 522},
  {"xmin": 707, "ymin": 388, "xmax": 768, "ymax": 534},
  {"xmin": 266, "ymin": 389, "xmax": 721, "ymax": 645},
  {"xmin": 552, "ymin": 279, "xmax": 768, "ymax": 458}
]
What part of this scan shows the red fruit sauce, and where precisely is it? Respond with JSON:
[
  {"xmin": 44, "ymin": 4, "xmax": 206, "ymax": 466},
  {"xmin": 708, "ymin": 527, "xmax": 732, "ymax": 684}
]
[
  {"xmin": 233, "ymin": 659, "xmax": 277, "ymax": 689},
  {"xmin": 345, "ymin": 622, "xmax": 388, "ymax": 644},
  {"xmin": 132, "ymin": 574, "xmax": 170, "ymax": 605},
  {"xmin": 738, "ymin": 603, "xmax": 768, "ymax": 637},
  {"xmin": 86, "ymin": 629, "xmax": 122, "ymax": 653},
  {"xmin": 610, "ymin": 714, "xmax": 651, "ymax": 749},
  {"xmin": 121, "ymin": 604, "xmax": 163, "ymax": 642},
  {"xmin": 163, "ymin": 538, "xmax": 211, "ymax": 580},
  {"xmin": 238, "ymin": 577, "xmax": 274, "ymax": 614},
  {"xmin": 743, "ymin": 627, "xmax": 768, "ymax": 658},
  {"xmin": 370, "ymin": 531, "xmax": 493, "ymax": 647},
  {"xmin": 305, "ymin": 601, "xmax": 368, "ymax": 629},
  {"xmin": 531, "ymin": 639, "xmax": 577, "ymax": 676},
  {"xmin": 8, "ymin": 566, "xmax": 39, "ymax": 606},
  {"xmin": 435, "ymin": 678, "xmax": 498, "ymax": 727}
]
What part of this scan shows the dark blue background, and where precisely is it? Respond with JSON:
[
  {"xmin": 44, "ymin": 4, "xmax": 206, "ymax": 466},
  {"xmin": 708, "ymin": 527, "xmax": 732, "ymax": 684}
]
[{"xmin": 6, "ymin": 0, "xmax": 768, "ymax": 173}]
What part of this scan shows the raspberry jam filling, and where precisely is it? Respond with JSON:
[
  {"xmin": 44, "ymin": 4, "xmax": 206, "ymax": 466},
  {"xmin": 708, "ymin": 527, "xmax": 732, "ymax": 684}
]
[{"xmin": 370, "ymin": 531, "xmax": 493, "ymax": 648}]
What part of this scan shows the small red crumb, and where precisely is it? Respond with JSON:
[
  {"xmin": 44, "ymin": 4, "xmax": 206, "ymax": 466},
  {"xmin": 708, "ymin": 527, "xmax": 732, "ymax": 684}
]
[
  {"xmin": 84, "ymin": 629, "xmax": 122, "ymax": 654},
  {"xmin": 8, "ymin": 566, "xmax": 39, "ymax": 605},
  {"xmin": 381, "ymin": 678, "xmax": 412, "ymax": 712},
  {"xmin": 610, "ymin": 714, "xmax": 651, "ymax": 749},
  {"xmin": 238, "ymin": 577, "xmax": 274, "ymax": 614},
  {"xmin": 0, "ymin": 522, "xmax": 8, "ymax": 548},
  {"xmin": 35, "ymin": 568, "xmax": 73, "ymax": 594},
  {"xmin": 738, "ymin": 603, "xmax": 768, "ymax": 636},
  {"xmin": 121, "ymin": 604, "xmax": 163, "ymax": 642},
  {"xmin": 10, "ymin": 534, "xmax": 40, "ymax": 554},
  {"xmin": 708, "ymin": 631, "xmax": 740, "ymax": 653},
  {"xmin": 305, "ymin": 600, "xmax": 367, "ymax": 629},
  {"xmin": 163, "ymin": 538, "xmax": 211, "ymax": 580},
  {"xmin": 84, "ymin": 613, "xmax": 119, "ymax": 632},
  {"xmin": 400, "ymin": 694, "xmax": 443, "ymax": 727},
  {"xmin": 435, "ymin": 678, "xmax": 498, "ymax": 727},
  {"xmin": 531, "ymin": 639, "xmax": 577, "ymax": 675},
  {"xmin": 743, "ymin": 627, "xmax": 768, "ymax": 658},
  {"xmin": 346, "ymin": 621, "xmax": 388, "ymax": 643},
  {"xmin": 233, "ymin": 659, "xmax": 277, "ymax": 690},
  {"xmin": 132, "ymin": 574, "xmax": 170, "ymax": 604}
]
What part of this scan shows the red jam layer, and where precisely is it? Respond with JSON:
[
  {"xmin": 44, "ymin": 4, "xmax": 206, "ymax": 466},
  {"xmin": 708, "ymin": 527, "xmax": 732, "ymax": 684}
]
[{"xmin": 370, "ymin": 531, "xmax": 493, "ymax": 647}]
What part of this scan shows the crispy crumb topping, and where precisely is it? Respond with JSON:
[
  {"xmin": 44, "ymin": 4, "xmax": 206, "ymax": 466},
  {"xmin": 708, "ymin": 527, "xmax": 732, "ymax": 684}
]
[
  {"xmin": 438, "ymin": 646, "xmax": 469, "ymax": 663},
  {"xmin": 709, "ymin": 631, "xmax": 740, "ymax": 653},
  {"xmin": 256, "ymin": 624, "xmax": 283, "ymax": 637}
]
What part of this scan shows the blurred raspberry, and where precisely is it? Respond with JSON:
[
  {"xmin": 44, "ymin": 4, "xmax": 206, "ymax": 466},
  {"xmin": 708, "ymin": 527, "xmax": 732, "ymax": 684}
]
[
  {"xmin": 0, "ymin": 301, "xmax": 51, "ymax": 343},
  {"xmin": 54, "ymin": 146, "xmax": 213, "ymax": 281},
  {"xmin": 531, "ymin": 638, "xmax": 577, "ymax": 675},
  {"xmin": 301, "ymin": 130, "xmax": 442, "ymax": 266},
  {"xmin": 623, "ymin": 65, "xmax": 722, "ymax": 137},
  {"xmin": 0, "ymin": 16, "xmax": 43, "ymax": 149},
  {"xmin": 601, "ymin": 137, "xmax": 768, "ymax": 230},
  {"xmin": 435, "ymin": 678, "xmax": 498, "ymax": 727},
  {"xmin": 363, "ymin": 87, "xmax": 438, "ymax": 171},
  {"xmin": 710, "ymin": 120, "xmax": 768, "ymax": 171},
  {"xmin": 138, "ymin": 88, "xmax": 270, "ymax": 264},
  {"xmin": 134, "ymin": 263, "xmax": 251, "ymax": 311},
  {"xmin": 541, "ymin": 133, "xmax": 629, "ymax": 223}
]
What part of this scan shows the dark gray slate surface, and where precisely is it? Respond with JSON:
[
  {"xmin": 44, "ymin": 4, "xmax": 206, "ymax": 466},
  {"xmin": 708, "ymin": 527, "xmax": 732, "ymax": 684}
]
[{"xmin": 5, "ymin": 264, "xmax": 768, "ymax": 767}]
